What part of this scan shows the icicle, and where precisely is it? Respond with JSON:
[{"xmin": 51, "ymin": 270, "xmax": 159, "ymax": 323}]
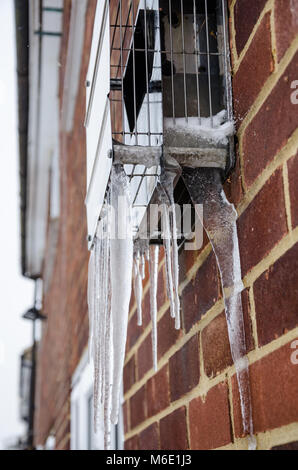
[
  {"xmin": 149, "ymin": 244, "xmax": 159, "ymax": 371},
  {"xmin": 87, "ymin": 249, "xmax": 95, "ymax": 363},
  {"xmin": 140, "ymin": 252, "xmax": 145, "ymax": 280},
  {"xmin": 92, "ymin": 232, "xmax": 101, "ymax": 433},
  {"xmin": 110, "ymin": 164, "xmax": 133, "ymax": 426},
  {"xmin": 103, "ymin": 260, "xmax": 112, "ymax": 450},
  {"xmin": 158, "ymin": 170, "xmax": 181, "ymax": 329},
  {"xmin": 161, "ymin": 201, "xmax": 175, "ymax": 319},
  {"xmin": 182, "ymin": 167, "xmax": 256, "ymax": 450},
  {"xmin": 133, "ymin": 248, "xmax": 143, "ymax": 326},
  {"xmin": 133, "ymin": 239, "xmax": 149, "ymax": 326}
]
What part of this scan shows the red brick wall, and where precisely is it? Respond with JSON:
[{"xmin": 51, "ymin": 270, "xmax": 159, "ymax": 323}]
[
  {"xmin": 34, "ymin": 0, "xmax": 298, "ymax": 451},
  {"xmin": 34, "ymin": 0, "xmax": 97, "ymax": 450},
  {"xmin": 123, "ymin": 0, "xmax": 298, "ymax": 450}
]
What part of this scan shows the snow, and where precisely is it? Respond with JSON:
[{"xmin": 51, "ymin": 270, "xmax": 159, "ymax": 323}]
[
  {"xmin": 164, "ymin": 110, "xmax": 235, "ymax": 145},
  {"xmin": 182, "ymin": 167, "xmax": 256, "ymax": 450}
]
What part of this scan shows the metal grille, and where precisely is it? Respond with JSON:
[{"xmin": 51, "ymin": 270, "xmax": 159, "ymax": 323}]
[
  {"xmin": 110, "ymin": 0, "xmax": 163, "ymax": 146},
  {"xmin": 109, "ymin": 0, "xmax": 233, "ymax": 212}
]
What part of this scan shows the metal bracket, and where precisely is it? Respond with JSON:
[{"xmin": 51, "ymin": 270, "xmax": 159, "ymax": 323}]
[{"xmin": 112, "ymin": 144, "xmax": 226, "ymax": 171}]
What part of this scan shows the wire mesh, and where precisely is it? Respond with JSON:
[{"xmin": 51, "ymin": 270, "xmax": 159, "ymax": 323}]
[{"xmin": 109, "ymin": 0, "xmax": 233, "ymax": 206}]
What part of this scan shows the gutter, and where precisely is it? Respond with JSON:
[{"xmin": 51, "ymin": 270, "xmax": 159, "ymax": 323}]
[{"xmin": 14, "ymin": 0, "xmax": 29, "ymax": 276}]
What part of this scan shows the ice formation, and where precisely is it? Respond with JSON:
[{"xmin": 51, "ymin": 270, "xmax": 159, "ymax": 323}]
[
  {"xmin": 149, "ymin": 244, "xmax": 159, "ymax": 371},
  {"xmin": 110, "ymin": 165, "xmax": 133, "ymax": 426},
  {"xmin": 87, "ymin": 116, "xmax": 255, "ymax": 449},
  {"xmin": 87, "ymin": 205, "xmax": 112, "ymax": 449},
  {"xmin": 88, "ymin": 165, "xmax": 133, "ymax": 449},
  {"xmin": 182, "ymin": 167, "xmax": 256, "ymax": 450},
  {"xmin": 158, "ymin": 170, "xmax": 181, "ymax": 329},
  {"xmin": 164, "ymin": 110, "xmax": 235, "ymax": 145},
  {"xmin": 132, "ymin": 239, "xmax": 149, "ymax": 326}
]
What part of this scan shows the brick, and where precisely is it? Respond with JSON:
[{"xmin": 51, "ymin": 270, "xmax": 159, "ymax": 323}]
[
  {"xmin": 125, "ymin": 435, "xmax": 139, "ymax": 450},
  {"xmin": 202, "ymin": 312, "xmax": 233, "ymax": 377},
  {"xmin": 288, "ymin": 152, "xmax": 298, "ymax": 228},
  {"xmin": 275, "ymin": 0, "xmax": 298, "ymax": 62},
  {"xmin": 129, "ymin": 288, "xmax": 136, "ymax": 314},
  {"xmin": 137, "ymin": 333, "xmax": 153, "ymax": 379},
  {"xmin": 223, "ymin": 152, "xmax": 244, "ymax": 207},
  {"xmin": 123, "ymin": 355, "xmax": 136, "ymax": 394},
  {"xmin": 139, "ymin": 423, "xmax": 160, "ymax": 450},
  {"xmin": 123, "ymin": 401, "xmax": 129, "ymax": 434},
  {"xmin": 242, "ymin": 52, "xmax": 298, "ymax": 187},
  {"xmin": 182, "ymin": 252, "xmax": 220, "ymax": 333},
  {"xmin": 189, "ymin": 382, "xmax": 232, "ymax": 449},
  {"xmin": 126, "ymin": 311, "xmax": 144, "ymax": 352},
  {"xmin": 147, "ymin": 365, "xmax": 170, "ymax": 418},
  {"xmin": 242, "ymin": 288, "xmax": 255, "ymax": 352},
  {"xmin": 169, "ymin": 335, "xmax": 200, "ymax": 401},
  {"xmin": 238, "ymin": 168, "xmax": 287, "ymax": 275},
  {"xmin": 157, "ymin": 264, "xmax": 166, "ymax": 308},
  {"xmin": 272, "ymin": 441, "xmax": 298, "ymax": 450},
  {"xmin": 142, "ymin": 292, "xmax": 152, "ymax": 329},
  {"xmin": 160, "ymin": 407, "xmax": 189, "ymax": 450},
  {"xmin": 179, "ymin": 230, "xmax": 209, "ymax": 276},
  {"xmin": 254, "ymin": 242, "xmax": 298, "ymax": 346},
  {"xmin": 157, "ymin": 309, "xmax": 183, "ymax": 359},
  {"xmin": 202, "ymin": 290, "xmax": 254, "ymax": 377},
  {"xmin": 141, "ymin": 266, "xmax": 166, "ymax": 329},
  {"xmin": 130, "ymin": 386, "xmax": 147, "ymax": 429},
  {"xmin": 233, "ymin": 13, "xmax": 273, "ymax": 122},
  {"xmin": 233, "ymin": 342, "xmax": 298, "ymax": 437},
  {"xmin": 234, "ymin": 0, "xmax": 267, "ymax": 55}
]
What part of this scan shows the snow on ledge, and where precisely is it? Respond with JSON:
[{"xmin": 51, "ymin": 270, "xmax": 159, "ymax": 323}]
[{"xmin": 164, "ymin": 110, "xmax": 235, "ymax": 145}]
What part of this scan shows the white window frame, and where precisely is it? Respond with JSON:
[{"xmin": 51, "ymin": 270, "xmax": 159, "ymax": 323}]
[
  {"xmin": 85, "ymin": 0, "xmax": 162, "ymax": 247},
  {"xmin": 70, "ymin": 350, "xmax": 124, "ymax": 450}
]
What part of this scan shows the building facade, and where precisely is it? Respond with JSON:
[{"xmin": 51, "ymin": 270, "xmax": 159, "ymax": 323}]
[{"xmin": 15, "ymin": 0, "xmax": 298, "ymax": 450}]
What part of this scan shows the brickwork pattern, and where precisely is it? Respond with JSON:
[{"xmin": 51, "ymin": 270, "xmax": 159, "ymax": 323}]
[
  {"xmin": 123, "ymin": 0, "xmax": 298, "ymax": 450},
  {"xmin": 34, "ymin": 0, "xmax": 298, "ymax": 451}
]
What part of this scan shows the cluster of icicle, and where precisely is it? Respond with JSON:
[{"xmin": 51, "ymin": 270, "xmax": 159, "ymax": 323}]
[
  {"xmin": 87, "ymin": 165, "xmax": 181, "ymax": 449},
  {"xmin": 132, "ymin": 239, "xmax": 160, "ymax": 372},
  {"xmin": 88, "ymin": 163, "xmax": 256, "ymax": 450},
  {"xmin": 88, "ymin": 165, "xmax": 133, "ymax": 449},
  {"xmin": 132, "ymin": 170, "xmax": 181, "ymax": 372}
]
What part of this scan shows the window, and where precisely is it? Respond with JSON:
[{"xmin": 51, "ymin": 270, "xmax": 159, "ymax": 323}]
[
  {"xmin": 71, "ymin": 351, "xmax": 124, "ymax": 450},
  {"xmin": 85, "ymin": 0, "xmax": 112, "ymax": 246},
  {"xmin": 86, "ymin": 0, "xmax": 233, "ymax": 245}
]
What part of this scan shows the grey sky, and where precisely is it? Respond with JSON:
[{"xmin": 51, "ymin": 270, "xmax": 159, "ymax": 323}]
[{"xmin": 0, "ymin": 0, "xmax": 34, "ymax": 450}]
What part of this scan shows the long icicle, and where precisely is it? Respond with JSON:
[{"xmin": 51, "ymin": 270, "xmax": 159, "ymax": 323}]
[
  {"xmin": 149, "ymin": 244, "xmax": 159, "ymax": 371},
  {"xmin": 161, "ymin": 201, "xmax": 176, "ymax": 319},
  {"xmin": 162, "ymin": 172, "xmax": 181, "ymax": 329},
  {"xmin": 158, "ymin": 170, "xmax": 181, "ymax": 329},
  {"xmin": 110, "ymin": 164, "xmax": 133, "ymax": 426},
  {"xmin": 133, "ymin": 248, "xmax": 143, "ymax": 326},
  {"xmin": 87, "ymin": 249, "xmax": 95, "ymax": 363},
  {"xmin": 182, "ymin": 167, "xmax": 256, "ymax": 450}
]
